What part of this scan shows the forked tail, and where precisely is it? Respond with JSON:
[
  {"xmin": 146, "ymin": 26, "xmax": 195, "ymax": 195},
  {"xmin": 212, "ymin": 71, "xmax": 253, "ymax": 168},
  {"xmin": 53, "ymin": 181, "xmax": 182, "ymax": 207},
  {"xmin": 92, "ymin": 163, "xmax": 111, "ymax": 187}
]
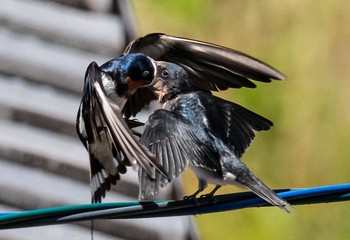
[{"xmin": 238, "ymin": 171, "xmax": 292, "ymax": 213}]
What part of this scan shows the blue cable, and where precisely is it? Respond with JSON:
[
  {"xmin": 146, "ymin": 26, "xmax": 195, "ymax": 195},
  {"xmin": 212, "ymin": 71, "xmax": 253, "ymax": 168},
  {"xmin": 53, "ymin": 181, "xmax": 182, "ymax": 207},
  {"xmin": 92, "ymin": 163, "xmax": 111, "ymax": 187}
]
[{"xmin": 0, "ymin": 183, "xmax": 349, "ymax": 229}]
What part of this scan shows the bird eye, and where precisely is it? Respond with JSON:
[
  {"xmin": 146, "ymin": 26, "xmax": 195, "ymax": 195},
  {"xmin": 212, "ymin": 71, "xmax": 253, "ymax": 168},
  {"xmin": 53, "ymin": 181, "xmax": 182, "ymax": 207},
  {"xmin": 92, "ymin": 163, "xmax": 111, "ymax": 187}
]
[
  {"xmin": 142, "ymin": 71, "xmax": 150, "ymax": 78},
  {"xmin": 161, "ymin": 69, "xmax": 169, "ymax": 78}
]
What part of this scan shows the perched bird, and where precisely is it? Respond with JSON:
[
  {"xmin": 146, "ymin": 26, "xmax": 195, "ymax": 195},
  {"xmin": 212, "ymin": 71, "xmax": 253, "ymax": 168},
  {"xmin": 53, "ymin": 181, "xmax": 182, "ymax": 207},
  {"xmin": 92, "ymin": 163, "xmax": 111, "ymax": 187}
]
[
  {"xmin": 77, "ymin": 33, "xmax": 286, "ymax": 202},
  {"xmin": 76, "ymin": 54, "xmax": 167, "ymax": 203},
  {"xmin": 139, "ymin": 62, "xmax": 291, "ymax": 212}
]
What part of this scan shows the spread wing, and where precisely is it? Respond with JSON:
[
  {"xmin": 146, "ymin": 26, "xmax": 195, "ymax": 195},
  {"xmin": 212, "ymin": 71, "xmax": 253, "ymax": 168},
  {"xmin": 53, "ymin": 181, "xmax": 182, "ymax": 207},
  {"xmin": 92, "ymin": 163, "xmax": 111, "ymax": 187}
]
[
  {"xmin": 123, "ymin": 33, "xmax": 286, "ymax": 118},
  {"xmin": 139, "ymin": 109, "xmax": 220, "ymax": 200},
  {"xmin": 197, "ymin": 92, "xmax": 273, "ymax": 158},
  {"xmin": 76, "ymin": 62, "xmax": 167, "ymax": 202},
  {"xmin": 137, "ymin": 92, "xmax": 272, "ymax": 199}
]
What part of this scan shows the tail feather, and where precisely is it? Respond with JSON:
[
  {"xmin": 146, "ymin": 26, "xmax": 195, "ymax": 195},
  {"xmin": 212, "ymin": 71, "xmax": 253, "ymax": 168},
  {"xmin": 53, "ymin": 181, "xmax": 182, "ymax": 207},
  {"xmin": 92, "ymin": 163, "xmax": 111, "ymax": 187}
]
[{"xmin": 239, "ymin": 172, "xmax": 292, "ymax": 213}]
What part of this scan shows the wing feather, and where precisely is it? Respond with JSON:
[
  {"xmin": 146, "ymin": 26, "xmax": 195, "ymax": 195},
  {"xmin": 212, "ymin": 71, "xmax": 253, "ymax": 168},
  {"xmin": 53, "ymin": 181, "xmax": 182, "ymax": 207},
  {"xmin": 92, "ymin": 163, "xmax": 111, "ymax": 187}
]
[
  {"xmin": 197, "ymin": 92, "xmax": 273, "ymax": 158},
  {"xmin": 93, "ymin": 81, "xmax": 168, "ymax": 179},
  {"xmin": 123, "ymin": 33, "xmax": 286, "ymax": 117},
  {"xmin": 77, "ymin": 62, "xmax": 168, "ymax": 202},
  {"xmin": 139, "ymin": 109, "xmax": 209, "ymax": 199}
]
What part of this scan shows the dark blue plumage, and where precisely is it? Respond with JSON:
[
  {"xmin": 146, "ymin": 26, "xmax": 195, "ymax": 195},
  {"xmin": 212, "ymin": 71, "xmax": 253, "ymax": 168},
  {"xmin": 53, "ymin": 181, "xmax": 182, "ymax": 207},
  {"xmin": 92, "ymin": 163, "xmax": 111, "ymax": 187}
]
[
  {"xmin": 139, "ymin": 62, "xmax": 291, "ymax": 212},
  {"xmin": 76, "ymin": 54, "xmax": 164, "ymax": 203},
  {"xmin": 77, "ymin": 33, "xmax": 287, "ymax": 203}
]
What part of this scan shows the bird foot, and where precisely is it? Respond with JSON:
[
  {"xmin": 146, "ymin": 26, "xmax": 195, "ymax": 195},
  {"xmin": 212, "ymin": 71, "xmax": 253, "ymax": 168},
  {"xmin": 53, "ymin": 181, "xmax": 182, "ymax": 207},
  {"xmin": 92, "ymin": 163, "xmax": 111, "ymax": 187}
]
[
  {"xmin": 183, "ymin": 194, "xmax": 200, "ymax": 206},
  {"xmin": 198, "ymin": 193, "xmax": 218, "ymax": 204},
  {"xmin": 183, "ymin": 194, "xmax": 197, "ymax": 200}
]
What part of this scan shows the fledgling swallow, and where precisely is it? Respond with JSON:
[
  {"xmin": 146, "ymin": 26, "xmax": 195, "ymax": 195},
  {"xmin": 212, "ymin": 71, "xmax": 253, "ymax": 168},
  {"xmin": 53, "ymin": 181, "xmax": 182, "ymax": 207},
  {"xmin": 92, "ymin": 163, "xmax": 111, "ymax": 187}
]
[
  {"xmin": 139, "ymin": 62, "xmax": 291, "ymax": 212},
  {"xmin": 76, "ymin": 54, "xmax": 167, "ymax": 203}
]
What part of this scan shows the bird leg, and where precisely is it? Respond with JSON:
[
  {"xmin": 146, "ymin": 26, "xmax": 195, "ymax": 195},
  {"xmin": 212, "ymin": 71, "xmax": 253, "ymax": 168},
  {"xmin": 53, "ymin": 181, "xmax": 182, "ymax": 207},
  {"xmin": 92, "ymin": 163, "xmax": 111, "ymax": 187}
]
[
  {"xmin": 183, "ymin": 179, "xmax": 207, "ymax": 200},
  {"xmin": 183, "ymin": 189, "xmax": 203, "ymax": 200},
  {"xmin": 200, "ymin": 185, "xmax": 221, "ymax": 198},
  {"xmin": 199, "ymin": 185, "xmax": 221, "ymax": 204}
]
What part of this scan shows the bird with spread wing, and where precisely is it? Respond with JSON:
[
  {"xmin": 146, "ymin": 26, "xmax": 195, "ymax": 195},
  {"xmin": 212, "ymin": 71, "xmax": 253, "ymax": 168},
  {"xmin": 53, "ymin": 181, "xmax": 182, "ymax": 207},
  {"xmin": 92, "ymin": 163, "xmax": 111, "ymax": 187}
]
[
  {"xmin": 139, "ymin": 61, "xmax": 291, "ymax": 212},
  {"xmin": 76, "ymin": 33, "xmax": 286, "ymax": 204}
]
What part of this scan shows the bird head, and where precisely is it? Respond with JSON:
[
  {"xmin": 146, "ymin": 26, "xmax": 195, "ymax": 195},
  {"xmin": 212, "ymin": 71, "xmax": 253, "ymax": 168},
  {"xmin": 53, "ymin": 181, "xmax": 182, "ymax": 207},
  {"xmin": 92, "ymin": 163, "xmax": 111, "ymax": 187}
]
[
  {"xmin": 100, "ymin": 53, "xmax": 157, "ymax": 98},
  {"xmin": 152, "ymin": 61, "xmax": 191, "ymax": 103}
]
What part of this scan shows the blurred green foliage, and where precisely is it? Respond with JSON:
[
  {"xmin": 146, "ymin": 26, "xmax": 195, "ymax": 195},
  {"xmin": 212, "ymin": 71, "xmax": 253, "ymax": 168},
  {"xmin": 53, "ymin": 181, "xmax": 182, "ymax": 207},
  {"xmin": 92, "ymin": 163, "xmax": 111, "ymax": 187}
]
[{"xmin": 132, "ymin": 1, "xmax": 350, "ymax": 239}]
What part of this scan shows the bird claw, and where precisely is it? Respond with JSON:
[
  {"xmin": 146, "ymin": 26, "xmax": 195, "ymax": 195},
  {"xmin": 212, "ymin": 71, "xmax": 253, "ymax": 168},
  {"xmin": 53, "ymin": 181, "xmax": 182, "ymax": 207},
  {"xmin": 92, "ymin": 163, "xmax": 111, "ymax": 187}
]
[
  {"xmin": 183, "ymin": 193, "xmax": 217, "ymax": 205},
  {"xmin": 183, "ymin": 194, "xmax": 197, "ymax": 200},
  {"xmin": 199, "ymin": 193, "xmax": 218, "ymax": 204},
  {"xmin": 183, "ymin": 194, "xmax": 201, "ymax": 206}
]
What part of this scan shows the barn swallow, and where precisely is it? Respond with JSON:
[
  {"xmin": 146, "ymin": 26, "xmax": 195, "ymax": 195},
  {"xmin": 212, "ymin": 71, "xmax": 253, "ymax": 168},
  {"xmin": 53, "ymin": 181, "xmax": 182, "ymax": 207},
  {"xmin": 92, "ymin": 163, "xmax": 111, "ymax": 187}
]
[
  {"xmin": 76, "ymin": 54, "xmax": 167, "ymax": 203},
  {"xmin": 139, "ymin": 62, "xmax": 291, "ymax": 212},
  {"xmin": 78, "ymin": 33, "xmax": 286, "ymax": 202}
]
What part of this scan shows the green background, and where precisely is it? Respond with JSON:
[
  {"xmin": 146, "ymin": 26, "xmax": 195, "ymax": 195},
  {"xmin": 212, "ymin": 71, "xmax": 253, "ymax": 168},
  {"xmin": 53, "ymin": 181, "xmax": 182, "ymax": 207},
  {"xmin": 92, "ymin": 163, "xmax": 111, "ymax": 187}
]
[{"xmin": 132, "ymin": 1, "xmax": 350, "ymax": 239}]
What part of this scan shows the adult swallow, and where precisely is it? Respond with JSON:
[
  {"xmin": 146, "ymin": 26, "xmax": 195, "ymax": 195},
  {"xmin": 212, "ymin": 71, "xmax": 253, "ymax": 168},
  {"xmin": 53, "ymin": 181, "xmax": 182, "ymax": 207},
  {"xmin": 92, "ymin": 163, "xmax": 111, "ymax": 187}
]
[
  {"xmin": 139, "ymin": 62, "xmax": 291, "ymax": 212},
  {"xmin": 76, "ymin": 53, "xmax": 167, "ymax": 203}
]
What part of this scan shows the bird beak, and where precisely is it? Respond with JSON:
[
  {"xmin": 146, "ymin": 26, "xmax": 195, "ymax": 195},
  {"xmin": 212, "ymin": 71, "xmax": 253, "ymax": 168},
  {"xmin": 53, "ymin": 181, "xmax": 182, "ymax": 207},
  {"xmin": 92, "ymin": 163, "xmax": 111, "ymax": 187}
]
[
  {"xmin": 149, "ymin": 61, "xmax": 166, "ymax": 87},
  {"xmin": 142, "ymin": 58, "xmax": 157, "ymax": 88}
]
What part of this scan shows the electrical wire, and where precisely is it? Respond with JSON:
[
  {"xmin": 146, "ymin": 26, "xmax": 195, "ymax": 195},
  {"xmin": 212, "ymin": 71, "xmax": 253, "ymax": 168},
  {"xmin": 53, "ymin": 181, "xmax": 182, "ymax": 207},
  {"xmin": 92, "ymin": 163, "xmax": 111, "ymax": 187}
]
[{"xmin": 0, "ymin": 183, "xmax": 349, "ymax": 229}]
